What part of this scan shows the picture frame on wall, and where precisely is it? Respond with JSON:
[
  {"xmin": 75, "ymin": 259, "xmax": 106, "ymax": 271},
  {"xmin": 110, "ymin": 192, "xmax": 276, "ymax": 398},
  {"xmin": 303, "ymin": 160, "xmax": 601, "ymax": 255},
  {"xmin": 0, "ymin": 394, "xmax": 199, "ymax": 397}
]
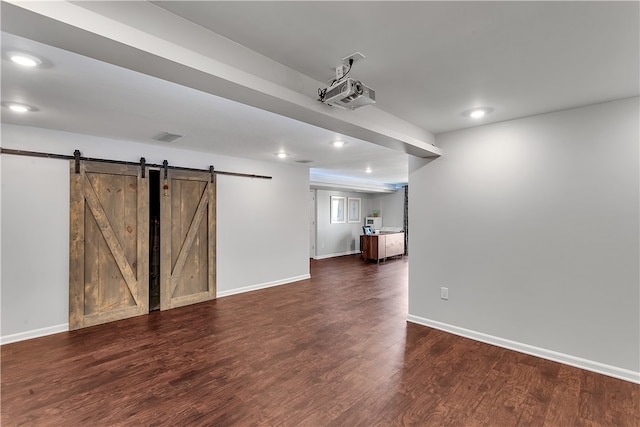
[
  {"xmin": 348, "ymin": 197, "xmax": 361, "ymax": 223},
  {"xmin": 330, "ymin": 196, "xmax": 346, "ymax": 223}
]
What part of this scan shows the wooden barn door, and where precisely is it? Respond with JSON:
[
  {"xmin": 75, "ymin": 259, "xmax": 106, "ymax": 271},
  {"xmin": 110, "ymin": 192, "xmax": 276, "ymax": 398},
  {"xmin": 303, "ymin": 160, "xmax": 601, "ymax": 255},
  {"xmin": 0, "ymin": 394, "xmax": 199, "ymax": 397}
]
[
  {"xmin": 69, "ymin": 161, "xmax": 149, "ymax": 330},
  {"xmin": 160, "ymin": 170, "xmax": 216, "ymax": 310}
]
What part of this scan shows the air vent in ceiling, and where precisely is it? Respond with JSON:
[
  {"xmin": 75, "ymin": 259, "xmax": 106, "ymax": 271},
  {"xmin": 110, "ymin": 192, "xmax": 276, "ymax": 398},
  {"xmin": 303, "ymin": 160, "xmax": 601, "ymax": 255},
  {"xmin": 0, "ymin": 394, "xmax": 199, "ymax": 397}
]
[
  {"xmin": 296, "ymin": 160, "xmax": 314, "ymax": 164},
  {"xmin": 154, "ymin": 132, "xmax": 183, "ymax": 143}
]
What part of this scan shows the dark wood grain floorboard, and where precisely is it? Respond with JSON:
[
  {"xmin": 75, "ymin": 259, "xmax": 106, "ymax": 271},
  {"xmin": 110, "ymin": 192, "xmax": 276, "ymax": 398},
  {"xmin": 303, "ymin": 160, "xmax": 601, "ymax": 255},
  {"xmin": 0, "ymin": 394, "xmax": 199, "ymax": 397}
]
[{"xmin": 2, "ymin": 255, "xmax": 638, "ymax": 426}]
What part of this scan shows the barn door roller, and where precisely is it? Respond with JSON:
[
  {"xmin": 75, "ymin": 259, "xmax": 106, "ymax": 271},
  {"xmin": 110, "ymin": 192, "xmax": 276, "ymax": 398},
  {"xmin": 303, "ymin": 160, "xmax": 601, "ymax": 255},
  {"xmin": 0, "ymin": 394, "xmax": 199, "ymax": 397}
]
[
  {"xmin": 74, "ymin": 150, "xmax": 81, "ymax": 174},
  {"xmin": 140, "ymin": 157, "xmax": 146, "ymax": 178}
]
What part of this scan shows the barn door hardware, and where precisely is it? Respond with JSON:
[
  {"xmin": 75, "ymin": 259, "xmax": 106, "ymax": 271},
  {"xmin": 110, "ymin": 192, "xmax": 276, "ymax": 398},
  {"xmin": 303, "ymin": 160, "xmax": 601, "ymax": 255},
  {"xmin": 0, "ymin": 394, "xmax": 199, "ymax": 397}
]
[
  {"xmin": 74, "ymin": 150, "xmax": 81, "ymax": 174},
  {"xmin": 140, "ymin": 157, "xmax": 146, "ymax": 178},
  {"xmin": 0, "ymin": 148, "xmax": 272, "ymax": 180},
  {"xmin": 163, "ymin": 160, "xmax": 169, "ymax": 196},
  {"xmin": 209, "ymin": 166, "xmax": 215, "ymax": 183}
]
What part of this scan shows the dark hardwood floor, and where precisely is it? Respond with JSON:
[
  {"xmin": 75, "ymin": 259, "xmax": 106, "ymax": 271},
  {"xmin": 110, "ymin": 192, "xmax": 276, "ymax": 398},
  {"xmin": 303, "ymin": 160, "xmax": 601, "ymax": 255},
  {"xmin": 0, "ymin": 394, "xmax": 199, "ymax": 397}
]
[{"xmin": 2, "ymin": 255, "xmax": 638, "ymax": 426}]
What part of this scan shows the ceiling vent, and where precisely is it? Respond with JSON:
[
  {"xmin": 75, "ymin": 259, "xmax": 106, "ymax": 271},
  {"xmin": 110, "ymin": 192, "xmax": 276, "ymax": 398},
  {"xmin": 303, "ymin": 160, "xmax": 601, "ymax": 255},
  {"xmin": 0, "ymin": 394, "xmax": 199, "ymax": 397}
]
[
  {"xmin": 154, "ymin": 132, "xmax": 183, "ymax": 143},
  {"xmin": 296, "ymin": 160, "xmax": 314, "ymax": 164}
]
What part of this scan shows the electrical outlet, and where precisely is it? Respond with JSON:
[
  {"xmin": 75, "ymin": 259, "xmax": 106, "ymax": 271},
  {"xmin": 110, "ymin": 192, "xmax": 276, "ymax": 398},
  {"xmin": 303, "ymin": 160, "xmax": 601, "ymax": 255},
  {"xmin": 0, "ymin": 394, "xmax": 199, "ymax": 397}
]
[
  {"xmin": 335, "ymin": 64, "xmax": 344, "ymax": 80},
  {"xmin": 440, "ymin": 287, "xmax": 449, "ymax": 300}
]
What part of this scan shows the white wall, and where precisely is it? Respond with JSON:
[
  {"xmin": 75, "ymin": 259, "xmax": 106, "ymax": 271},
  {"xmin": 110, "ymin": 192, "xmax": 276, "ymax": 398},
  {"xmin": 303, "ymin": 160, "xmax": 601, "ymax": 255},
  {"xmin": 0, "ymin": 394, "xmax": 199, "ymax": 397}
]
[
  {"xmin": 0, "ymin": 134, "xmax": 3, "ymax": 340},
  {"xmin": 370, "ymin": 189, "xmax": 405, "ymax": 229},
  {"xmin": 1, "ymin": 124, "xmax": 310, "ymax": 342},
  {"xmin": 408, "ymin": 98, "xmax": 640, "ymax": 382},
  {"xmin": 315, "ymin": 189, "xmax": 373, "ymax": 258}
]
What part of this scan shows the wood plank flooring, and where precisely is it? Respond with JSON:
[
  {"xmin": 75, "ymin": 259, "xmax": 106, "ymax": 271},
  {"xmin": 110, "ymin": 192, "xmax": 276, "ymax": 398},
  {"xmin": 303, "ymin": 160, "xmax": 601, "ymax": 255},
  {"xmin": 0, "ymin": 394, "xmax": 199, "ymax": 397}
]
[{"xmin": 2, "ymin": 255, "xmax": 638, "ymax": 426}]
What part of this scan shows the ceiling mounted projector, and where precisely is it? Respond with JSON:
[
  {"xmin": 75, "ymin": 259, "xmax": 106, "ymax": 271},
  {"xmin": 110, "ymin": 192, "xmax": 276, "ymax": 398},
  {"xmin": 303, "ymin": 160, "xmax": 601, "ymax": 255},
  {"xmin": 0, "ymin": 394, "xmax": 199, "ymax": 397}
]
[
  {"xmin": 320, "ymin": 78, "xmax": 376, "ymax": 110},
  {"xmin": 318, "ymin": 52, "xmax": 376, "ymax": 110}
]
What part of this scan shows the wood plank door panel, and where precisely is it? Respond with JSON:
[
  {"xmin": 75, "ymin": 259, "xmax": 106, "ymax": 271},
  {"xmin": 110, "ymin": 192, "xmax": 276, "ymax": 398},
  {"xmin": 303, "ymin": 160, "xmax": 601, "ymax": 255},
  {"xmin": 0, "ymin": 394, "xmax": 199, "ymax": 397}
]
[
  {"xmin": 69, "ymin": 161, "xmax": 149, "ymax": 330},
  {"xmin": 160, "ymin": 170, "xmax": 216, "ymax": 310}
]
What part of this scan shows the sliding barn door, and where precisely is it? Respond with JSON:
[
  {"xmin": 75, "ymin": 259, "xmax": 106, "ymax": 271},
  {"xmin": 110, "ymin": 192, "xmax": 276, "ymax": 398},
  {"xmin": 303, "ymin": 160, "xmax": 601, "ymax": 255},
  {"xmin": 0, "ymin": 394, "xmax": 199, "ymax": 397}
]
[
  {"xmin": 160, "ymin": 170, "xmax": 216, "ymax": 310},
  {"xmin": 69, "ymin": 161, "xmax": 149, "ymax": 330}
]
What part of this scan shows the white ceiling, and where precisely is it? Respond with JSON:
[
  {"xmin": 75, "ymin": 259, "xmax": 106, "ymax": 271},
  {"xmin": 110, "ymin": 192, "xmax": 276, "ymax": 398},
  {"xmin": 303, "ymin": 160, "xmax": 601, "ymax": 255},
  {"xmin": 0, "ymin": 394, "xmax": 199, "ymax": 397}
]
[
  {"xmin": 1, "ymin": 31, "xmax": 410, "ymax": 186},
  {"xmin": 155, "ymin": 1, "xmax": 639, "ymax": 134},
  {"xmin": 1, "ymin": 1, "xmax": 638, "ymax": 189}
]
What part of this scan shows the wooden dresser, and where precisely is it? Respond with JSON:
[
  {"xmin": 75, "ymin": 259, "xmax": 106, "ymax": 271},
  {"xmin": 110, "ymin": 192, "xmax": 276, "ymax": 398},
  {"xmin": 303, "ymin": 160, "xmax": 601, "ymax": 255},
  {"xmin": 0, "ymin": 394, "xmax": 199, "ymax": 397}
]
[{"xmin": 360, "ymin": 232, "xmax": 405, "ymax": 263}]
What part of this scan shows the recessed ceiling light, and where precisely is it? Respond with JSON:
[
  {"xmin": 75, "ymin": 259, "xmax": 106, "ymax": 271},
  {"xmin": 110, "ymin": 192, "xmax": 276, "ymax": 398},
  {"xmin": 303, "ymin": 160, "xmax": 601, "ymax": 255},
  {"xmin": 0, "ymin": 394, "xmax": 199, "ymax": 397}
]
[
  {"xmin": 464, "ymin": 107, "xmax": 493, "ymax": 119},
  {"xmin": 276, "ymin": 152, "xmax": 288, "ymax": 159},
  {"xmin": 7, "ymin": 52, "xmax": 42, "ymax": 67},
  {"xmin": 332, "ymin": 140, "xmax": 346, "ymax": 147},
  {"xmin": 365, "ymin": 167, "xmax": 372, "ymax": 174},
  {"xmin": 5, "ymin": 103, "xmax": 34, "ymax": 113}
]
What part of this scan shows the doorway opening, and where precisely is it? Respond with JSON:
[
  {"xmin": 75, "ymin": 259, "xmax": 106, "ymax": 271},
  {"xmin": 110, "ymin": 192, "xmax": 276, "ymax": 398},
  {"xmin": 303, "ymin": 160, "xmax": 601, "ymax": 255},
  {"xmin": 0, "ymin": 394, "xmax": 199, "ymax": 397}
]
[{"xmin": 149, "ymin": 170, "xmax": 161, "ymax": 311}]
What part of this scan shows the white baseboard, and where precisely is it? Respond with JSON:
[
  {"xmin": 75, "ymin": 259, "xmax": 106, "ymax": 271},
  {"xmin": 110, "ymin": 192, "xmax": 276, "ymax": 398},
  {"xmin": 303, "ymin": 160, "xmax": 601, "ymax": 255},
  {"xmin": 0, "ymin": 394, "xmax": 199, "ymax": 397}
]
[
  {"xmin": 217, "ymin": 274, "xmax": 311, "ymax": 298},
  {"xmin": 407, "ymin": 314, "xmax": 640, "ymax": 384},
  {"xmin": 1, "ymin": 323, "xmax": 69, "ymax": 345},
  {"xmin": 313, "ymin": 250, "xmax": 359, "ymax": 260}
]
